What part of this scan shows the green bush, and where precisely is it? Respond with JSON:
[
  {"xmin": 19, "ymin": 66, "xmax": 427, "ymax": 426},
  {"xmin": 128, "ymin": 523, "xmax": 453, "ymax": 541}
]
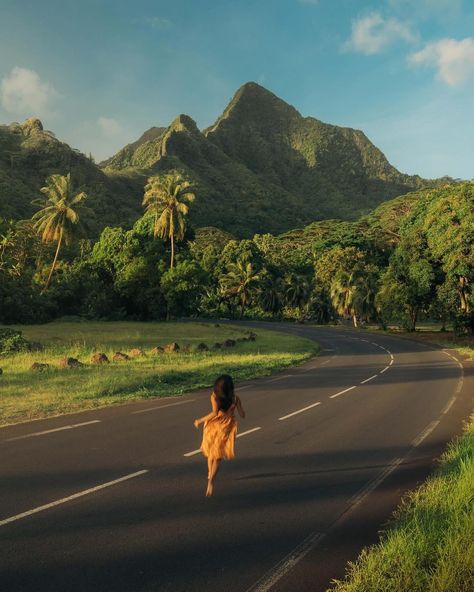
[{"xmin": 0, "ymin": 328, "xmax": 31, "ymax": 355}]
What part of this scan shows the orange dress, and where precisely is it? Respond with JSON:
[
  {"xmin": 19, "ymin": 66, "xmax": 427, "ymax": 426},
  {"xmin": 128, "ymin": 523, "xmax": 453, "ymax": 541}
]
[{"xmin": 201, "ymin": 397, "xmax": 239, "ymax": 460}]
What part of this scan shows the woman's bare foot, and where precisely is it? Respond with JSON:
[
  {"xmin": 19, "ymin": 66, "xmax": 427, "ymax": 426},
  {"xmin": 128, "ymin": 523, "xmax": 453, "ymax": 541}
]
[{"xmin": 205, "ymin": 480, "xmax": 214, "ymax": 497}]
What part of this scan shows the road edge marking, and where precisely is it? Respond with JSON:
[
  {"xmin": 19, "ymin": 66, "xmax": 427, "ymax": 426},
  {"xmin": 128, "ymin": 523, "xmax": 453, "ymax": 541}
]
[
  {"xmin": 330, "ymin": 386, "xmax": 356, "ymax": 399},
  {"xmin": 5, "ymin": 420, "xmax": 101, "ymax": 442},
  {"xmin": 0, "ymin": 470, "xmax": 148, "ymax": 528},
  {"xmin": 278, "ymin": 402, "xmax": 321, "ymax": 421}
]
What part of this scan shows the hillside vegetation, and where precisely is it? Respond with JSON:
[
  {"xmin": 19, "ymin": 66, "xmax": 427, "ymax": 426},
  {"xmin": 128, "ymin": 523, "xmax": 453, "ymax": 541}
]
[{"xmin": 0, "ymin": 82, "xmax": 451, "ymax": 237}]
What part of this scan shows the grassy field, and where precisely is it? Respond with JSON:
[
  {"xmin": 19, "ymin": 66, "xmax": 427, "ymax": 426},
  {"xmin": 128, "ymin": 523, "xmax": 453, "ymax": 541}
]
[
  {"xmin": 0, "ymin": 321, "xmax": 318, "ymax": 426},
  {"xmin": 329, "ymin": 415, "xmax": 474, "ymax": 592}
]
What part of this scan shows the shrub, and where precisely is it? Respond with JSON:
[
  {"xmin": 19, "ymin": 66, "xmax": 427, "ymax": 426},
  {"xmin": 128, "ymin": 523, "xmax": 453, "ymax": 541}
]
[{"xmin": 0, "ymin": 328, "xmax": 30, "ymax": 355}]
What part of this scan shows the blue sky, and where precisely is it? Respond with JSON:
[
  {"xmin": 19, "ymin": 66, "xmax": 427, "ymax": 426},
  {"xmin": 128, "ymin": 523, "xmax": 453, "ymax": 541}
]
[{"xmin": 0, "ymin": 0, "xmax": 473, "ymax": 179}]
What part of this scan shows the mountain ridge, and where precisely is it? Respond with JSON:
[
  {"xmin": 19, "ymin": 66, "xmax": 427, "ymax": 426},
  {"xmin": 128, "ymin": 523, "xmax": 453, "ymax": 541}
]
[{"xmin": 0, "ymin": 81, "xmax": 453, "ymax": 237}]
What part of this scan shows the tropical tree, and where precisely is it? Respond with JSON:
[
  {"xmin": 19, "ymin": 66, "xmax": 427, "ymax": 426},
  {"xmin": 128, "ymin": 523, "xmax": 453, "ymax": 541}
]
[
  {"xmin": 285, "ymin": 272, "xmax": 312, "ymax": 317},
  {"xmin": 220, "ymin": 259, "xmax": 259, "ymax": 318},
  {"xmin": 32, "ymin": 173, "xmax": 88, "ymax": 291},
  {"xmin": 142, "ymin": 172, "xmax": 195, "ymax": 269},
  {"xmin": 257, "ymin": 271, "xmax": 284, "ymax": 315},
  {"xmin": 330, "ymin": 269, "xmax": 361, "ymax": 327}
]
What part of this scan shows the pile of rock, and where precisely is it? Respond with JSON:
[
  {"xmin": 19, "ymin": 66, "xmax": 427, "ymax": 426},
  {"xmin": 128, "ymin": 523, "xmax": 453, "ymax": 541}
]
[
  {"xmin": 30, "ymin": 362, "xmax": 50, "ymax": 372},
  {"xmin": 59, "ymin": 357, "xmax": 84, "ymax": 369},
  {"xmin": 91, "ymin": 352, "xmax": 109, "ymax": 365},
  {"xmin": 129, "ymin": 348, "xmax": 146, "ymax": 358}
]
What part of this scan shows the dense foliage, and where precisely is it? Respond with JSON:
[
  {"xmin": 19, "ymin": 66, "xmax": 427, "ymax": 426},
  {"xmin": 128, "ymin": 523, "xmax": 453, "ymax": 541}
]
[
  {"xmin": 1, "ymin": 177, "xmax": 472, "ymax": 333},
  {"xmin": 1, "ymin": 83, "xmax": 450, "ymax": 239}
]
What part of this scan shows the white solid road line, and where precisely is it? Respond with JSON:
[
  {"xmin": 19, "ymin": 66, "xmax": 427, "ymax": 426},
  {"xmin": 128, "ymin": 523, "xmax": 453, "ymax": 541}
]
[
  {"xmin": 5, "ymin": 420, "xmax": 101, "ymax": 442},
  {"xmin": 329, "ymin": 386, "xmax": 356, "ymax": 399},
  {"xmin": 360, "ymin": 374, "xmax": 378, "ymax": 385},
  {"xmin": 412, "ymin": 420, "xmax": 440, "ymax": 447},
  {"xmin": 183, "ymin": 426, "xmax": 262, "ymax": 457},
  {"xmin": 131, "ymin": 399, "xmax": 195, "ymax": 415},
  {"xmin": 379, "ymin": 366, "xmax": 390, "ymax": 374},
  {"xmin": 0, "ymin": 470, "xmax": 148, "ymax": 528},
  {"xmin": 244, "ymin": 531, "xmax": 325, "ymax": 592},
  {"xmin": 246, "ymin": 455, "xmax": 404, "ymax": 592},
  {"xmin": 278, "ymin": 401, "xmax": 321, "ymax": 421}
]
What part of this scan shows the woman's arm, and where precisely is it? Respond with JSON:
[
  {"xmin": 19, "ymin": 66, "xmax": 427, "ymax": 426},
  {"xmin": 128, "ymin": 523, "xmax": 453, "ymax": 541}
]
[
  {"xmin": 194, "ymin": 393, "xmax": 219, "ymax": 428},
  {"xmin": 236, "ymin": 396, "xmax": 246, "ymax": 419}
]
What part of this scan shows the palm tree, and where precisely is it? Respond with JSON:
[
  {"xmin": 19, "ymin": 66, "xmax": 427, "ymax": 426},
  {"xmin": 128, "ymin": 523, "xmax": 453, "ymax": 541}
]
[
  {"xmin": 142, "ymin": 172, "xmax": 195, "ymax": 269},
  {"xmin": 32, "ymin": 173, "xmax": 87, "ymax": 291},
  {"xmin": 330, "ymin": 269, "xmax": 362, "ymax": 327},
  {"xmin": 221, "ymin": 260, "xmax": 259, "ymax": 318},
  {"xmin": 285, "ymin": 272, "xmax": 311, "ymax": 310},
  {"xmin": 258, "ymin": 272, "xmax": 284, "ymax": 315}
]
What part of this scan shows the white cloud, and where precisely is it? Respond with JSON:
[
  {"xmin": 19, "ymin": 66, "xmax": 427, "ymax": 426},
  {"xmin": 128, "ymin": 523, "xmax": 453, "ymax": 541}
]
[
  {"xmin": 343, "ymin": 12, "xmax": 416, "ymax": 55},
  {"xmin": 97, "ymin": 116, "xmax": 123, "ymax": 136},
  {"xmin": 409, "ymin": 37, "xmax": 474, "ymax": 86},
  {"xmin": 0, "ymin": 67, "xmax": 59, "ymax": 115}
]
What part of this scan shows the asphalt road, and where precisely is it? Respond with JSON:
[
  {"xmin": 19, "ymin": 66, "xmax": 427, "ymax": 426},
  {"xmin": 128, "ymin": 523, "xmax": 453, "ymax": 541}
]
[{"xmin": 0, "ymin": 324, "xmax": 472, "ymax": 592}]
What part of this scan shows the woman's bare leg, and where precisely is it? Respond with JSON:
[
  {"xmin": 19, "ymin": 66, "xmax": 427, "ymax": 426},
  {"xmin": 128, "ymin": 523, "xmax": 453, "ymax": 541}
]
[
  {"xmin": 207, "ymin": 457, "xmax": 212, "ymax": 480},
  {"xmin": 206, "ymin": 459, "xmax": 221, "ymax": 496}
]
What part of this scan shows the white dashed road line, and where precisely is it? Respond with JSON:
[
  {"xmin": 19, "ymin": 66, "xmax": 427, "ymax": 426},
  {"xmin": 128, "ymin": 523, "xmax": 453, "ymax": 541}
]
[
  {"xmin": 278, "ymin": 402, "xmax": 321, "ymax": 421},
  {"xmin": 131, "ymin": 399, "xmax": 195, "ymax": 415},
  {"xmin": 0, "ymin": 470, "xmax": 149, "ymax": 528},
  {"xmin": 360, "ymin": 374, "xmax": 378, "ymax": 385},
  {"xmin": 330, "ymin": 386, "xmax": 356, "ymax": 399},
  {"xmin": 5, "ymin": 420, "xmax": 101, "ymax": 442}
]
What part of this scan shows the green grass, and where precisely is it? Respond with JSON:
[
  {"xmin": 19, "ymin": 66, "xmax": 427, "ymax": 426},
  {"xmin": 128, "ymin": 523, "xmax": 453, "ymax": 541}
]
[
  {"xmin": 0, "ymin": 321, "xmax": 318, "ymax": 426},
  {"xmin": 329, "ymin": 416, "xmax": 474, "ymax": 592}
]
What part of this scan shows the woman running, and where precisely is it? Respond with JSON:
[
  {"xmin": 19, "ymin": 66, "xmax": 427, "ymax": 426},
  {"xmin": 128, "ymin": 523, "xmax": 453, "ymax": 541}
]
[{"xmin": 194, "ymin": 374, "xmax": 245, "ymax": 496}]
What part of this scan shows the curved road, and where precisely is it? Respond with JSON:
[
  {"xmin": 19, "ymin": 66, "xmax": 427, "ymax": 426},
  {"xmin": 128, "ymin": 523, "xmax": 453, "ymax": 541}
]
[{"xmin": 0, "ymin": 324, "xmax": 472, "ymax": 592}]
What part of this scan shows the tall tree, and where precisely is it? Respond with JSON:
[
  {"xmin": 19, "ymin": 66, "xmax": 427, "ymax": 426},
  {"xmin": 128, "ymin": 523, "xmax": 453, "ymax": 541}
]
[
  {"xmin": 330, "ymin": 269, "xmax": 361, "ymax": 327},
  {"xmin": 221, "ymin": 260, "xmax": 259, "ymax": 318},
  {"xmin": 142, "ymin": 172, "xmax": 195, "ymax": 269},
  {"xmin": 32, "ymin": 173, "xmax": 87, "ymax": 291}
]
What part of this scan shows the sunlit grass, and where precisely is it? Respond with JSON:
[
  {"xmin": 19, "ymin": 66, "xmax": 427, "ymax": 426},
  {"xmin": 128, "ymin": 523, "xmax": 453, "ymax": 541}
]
[
  {"xmin": 0, "ymin": 321, "xmax": 318, "ymax": 425},
  {"xmin": 329, "ymin": 416, "xmax": 474, "ymax": 592}
]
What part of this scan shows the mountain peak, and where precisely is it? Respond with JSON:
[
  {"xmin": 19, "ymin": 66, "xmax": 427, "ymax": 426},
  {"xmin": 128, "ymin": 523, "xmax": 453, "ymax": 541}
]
[
  {"xmin": 206, "ymin": 82, "xmax": 300, "ymax": 136},
  {"xmin": 169, "ymin": 114, "xmax": 200, "ymax": 134},
  {"xmin": 21, "ymin": 117, "xmax": 44, "ymax": 135}
]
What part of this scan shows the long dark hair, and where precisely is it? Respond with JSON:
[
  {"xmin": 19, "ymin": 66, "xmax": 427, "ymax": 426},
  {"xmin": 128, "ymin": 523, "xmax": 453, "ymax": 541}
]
[{"xmin": 213, "ymin": 374, "xmax": 235, "ymax": 411}]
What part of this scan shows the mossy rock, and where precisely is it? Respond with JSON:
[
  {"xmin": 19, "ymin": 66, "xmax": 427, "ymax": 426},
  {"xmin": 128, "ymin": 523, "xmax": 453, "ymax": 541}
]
[
  {"xmin": 129, "ymin": 348, "xmax": 146, "ymax": 357},
  {"xmin": 91, "ymin": 352, "xmax": 109, "ymax": 365},
  {"xmin": 30, "ymin": 362, "xmax": 50, "ymax": 372},
  {"xmin": 59, "ymin": 357, "xmax": 84, "ymax": 369},
  {"xmin": 150, "ymin": 346, "xmax": 164, "ymax": 355}
]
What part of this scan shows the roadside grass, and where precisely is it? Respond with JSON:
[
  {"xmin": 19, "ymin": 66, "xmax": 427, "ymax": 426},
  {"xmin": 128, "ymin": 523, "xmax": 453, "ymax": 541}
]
[
  {"xmin": 329, "ymin": 415, "xmax": 474, "ymax": 592},
  {"xmin": 0, "ymin": 321, "xmax": 318, "ymax": 426}
]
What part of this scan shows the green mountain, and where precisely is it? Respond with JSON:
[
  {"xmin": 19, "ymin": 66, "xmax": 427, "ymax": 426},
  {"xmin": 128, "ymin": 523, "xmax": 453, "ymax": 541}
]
[
  {"xmin": 103, "ymin": 82, "xmax": 449, "ymax": 235},
  {"xmin": 0, "ymin": 117, "xmax": 142, "ymax": 233},
  {"xmin": 1, "ymin": 82, "xmax": 452, "ymax": 237}
]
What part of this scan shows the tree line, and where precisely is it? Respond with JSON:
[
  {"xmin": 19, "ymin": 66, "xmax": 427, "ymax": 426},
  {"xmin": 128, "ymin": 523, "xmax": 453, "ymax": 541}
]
[{"xmin": 0, "ymin": 171, "xmax": 472, "ymax": 333}]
